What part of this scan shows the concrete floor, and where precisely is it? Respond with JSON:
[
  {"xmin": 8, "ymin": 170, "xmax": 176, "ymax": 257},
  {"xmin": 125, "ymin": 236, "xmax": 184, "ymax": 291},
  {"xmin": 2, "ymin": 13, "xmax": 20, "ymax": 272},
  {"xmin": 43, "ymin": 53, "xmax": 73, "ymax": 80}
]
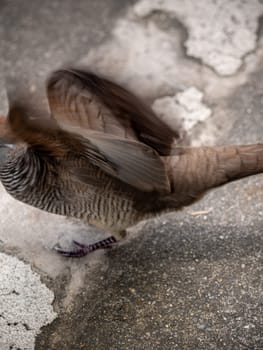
[{"xmin": 0, "ymin": 0, "xmax": 263, "ymax": 349}]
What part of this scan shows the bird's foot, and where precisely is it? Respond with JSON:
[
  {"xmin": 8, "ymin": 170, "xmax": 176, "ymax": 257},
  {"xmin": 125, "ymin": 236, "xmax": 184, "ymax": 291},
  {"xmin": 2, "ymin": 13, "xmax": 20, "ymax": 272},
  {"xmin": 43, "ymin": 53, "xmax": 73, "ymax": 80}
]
[{"xmin": 54, "ymin": 235, "xmax": 117, "ymax": 258}]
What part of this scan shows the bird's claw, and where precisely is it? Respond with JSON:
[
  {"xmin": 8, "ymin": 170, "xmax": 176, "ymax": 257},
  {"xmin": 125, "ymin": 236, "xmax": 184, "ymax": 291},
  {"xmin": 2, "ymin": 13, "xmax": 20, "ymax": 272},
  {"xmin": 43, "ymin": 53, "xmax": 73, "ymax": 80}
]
[
  {"xmin": 54, "ymin": 235, "xmax": 117, "ymax": 258},
  {"xmin": 54, "ymin": 243, "xmax": 92, "ymax": 257}
]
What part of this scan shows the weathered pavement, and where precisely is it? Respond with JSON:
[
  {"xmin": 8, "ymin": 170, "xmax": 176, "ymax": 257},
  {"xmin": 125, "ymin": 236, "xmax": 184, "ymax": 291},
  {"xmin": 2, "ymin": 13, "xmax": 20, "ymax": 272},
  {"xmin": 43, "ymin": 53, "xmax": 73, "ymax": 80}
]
[{"xmin": 0, "ymin": 1, "xmax": 263, "ymax": 349}]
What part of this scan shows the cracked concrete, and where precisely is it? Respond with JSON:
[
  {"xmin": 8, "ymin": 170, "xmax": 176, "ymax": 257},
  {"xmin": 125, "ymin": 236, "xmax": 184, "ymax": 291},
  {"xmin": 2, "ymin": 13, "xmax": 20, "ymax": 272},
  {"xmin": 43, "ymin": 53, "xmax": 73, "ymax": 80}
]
[
  {"xmin": 152, "ymin": 87, "xmax": 211, "ymax": 135},
  {"xmin": 1, "ymin": 0, "xmax": 263, "ymax": 349},
  {"xmin": 0, "ymin": 253, "xmax": 56, "ymax": 350},
  {"xmin": 80, "ymin": 0, "xmax": 263, "ymax": 145},
  {"xmin": 134, "ymin": 0, "xmax": 263, "ymax": 75}
]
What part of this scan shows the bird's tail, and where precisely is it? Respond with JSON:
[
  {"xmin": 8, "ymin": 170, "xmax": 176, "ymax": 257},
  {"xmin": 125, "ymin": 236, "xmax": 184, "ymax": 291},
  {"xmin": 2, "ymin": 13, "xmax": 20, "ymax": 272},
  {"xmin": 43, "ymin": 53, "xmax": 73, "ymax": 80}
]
[{"xmin": 162, "ymin": 144, "xmax": 263, "ymax": 208}]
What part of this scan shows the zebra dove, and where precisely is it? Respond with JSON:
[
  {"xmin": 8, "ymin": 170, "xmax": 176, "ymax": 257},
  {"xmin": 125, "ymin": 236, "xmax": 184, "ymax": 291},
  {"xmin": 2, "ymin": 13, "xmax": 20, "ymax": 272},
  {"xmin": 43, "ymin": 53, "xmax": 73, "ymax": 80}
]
[{"xmin": 0, "ymin": 68, "xmax": 262, "ymax": 257}]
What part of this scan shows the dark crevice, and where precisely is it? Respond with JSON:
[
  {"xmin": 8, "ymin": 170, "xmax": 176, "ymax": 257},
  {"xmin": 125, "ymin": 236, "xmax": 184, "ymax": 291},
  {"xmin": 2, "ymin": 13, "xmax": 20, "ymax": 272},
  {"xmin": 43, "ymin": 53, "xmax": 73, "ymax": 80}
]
[
  {"xmin": 23, "ymin": 322, "xmax": 30, "ymax": 331},
  {"xmin": 12, "ymin": 290, "xmax": 19, "ymax": 295},
  {"xmin": 256, "ymin": 15, "xmax": 263, "ymax": 42}
]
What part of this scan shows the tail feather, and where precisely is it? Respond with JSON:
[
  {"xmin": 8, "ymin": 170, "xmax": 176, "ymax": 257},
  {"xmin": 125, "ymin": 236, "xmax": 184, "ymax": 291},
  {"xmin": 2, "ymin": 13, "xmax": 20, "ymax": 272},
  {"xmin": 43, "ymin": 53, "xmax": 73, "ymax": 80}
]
[{"xmin": 164, "ymin": 144, "xmax": 263, "ymax": 208}]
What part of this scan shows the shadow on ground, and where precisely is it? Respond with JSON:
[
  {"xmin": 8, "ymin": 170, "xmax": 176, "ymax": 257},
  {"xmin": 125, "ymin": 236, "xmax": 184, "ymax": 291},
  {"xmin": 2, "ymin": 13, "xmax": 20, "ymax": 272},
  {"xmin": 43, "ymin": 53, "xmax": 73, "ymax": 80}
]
[{"xmin": 36, "ymin": 212, "xmax": 263, "ymax": 350}]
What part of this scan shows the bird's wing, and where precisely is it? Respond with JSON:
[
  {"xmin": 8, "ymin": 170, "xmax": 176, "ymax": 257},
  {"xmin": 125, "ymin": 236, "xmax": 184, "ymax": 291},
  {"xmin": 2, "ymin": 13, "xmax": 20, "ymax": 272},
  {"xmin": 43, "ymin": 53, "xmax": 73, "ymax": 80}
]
[
  {"xmin": 46, "ymin": 68, "xmax": 178, "ymax": 155},
  {"xmin": 7, "ymin": 101, "xmax": 170, "ymax": 193},
  {"xmin": 70, "ymin": 131, "xmax": 170, "ymax": 193}
]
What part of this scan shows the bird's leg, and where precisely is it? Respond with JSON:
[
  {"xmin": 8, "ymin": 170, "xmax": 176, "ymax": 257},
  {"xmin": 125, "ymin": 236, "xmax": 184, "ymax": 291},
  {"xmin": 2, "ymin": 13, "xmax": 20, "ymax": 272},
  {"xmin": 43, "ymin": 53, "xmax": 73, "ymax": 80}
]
[{"xmin": 54, "ymin": 235, "xmax": 117, "ymax": 258}]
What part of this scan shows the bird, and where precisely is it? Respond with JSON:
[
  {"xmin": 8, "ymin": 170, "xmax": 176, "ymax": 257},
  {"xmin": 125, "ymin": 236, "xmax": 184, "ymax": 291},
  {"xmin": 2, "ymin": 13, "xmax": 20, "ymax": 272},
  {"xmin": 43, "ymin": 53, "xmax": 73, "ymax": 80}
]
[{"xmin": 0, "ymin": 67, "xmax": 262, "ymax": 258}]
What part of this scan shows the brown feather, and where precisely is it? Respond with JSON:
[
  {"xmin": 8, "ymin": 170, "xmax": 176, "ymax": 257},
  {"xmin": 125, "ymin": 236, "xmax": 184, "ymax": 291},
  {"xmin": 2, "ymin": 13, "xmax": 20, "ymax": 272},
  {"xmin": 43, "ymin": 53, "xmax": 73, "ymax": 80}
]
[
  {"xmin": 47, "ymin": 68, "xmax": 178, "ymax": 155},
  {"xmin": 164, "ymin": 144, "xmax": 263, "ymax": 208},
  {"xmin": 1, "ymin": 68, "xmax": 263, "ymax": 245},
  {"xmin": 5, "ymin": 98, "xmax": 170, "ymax": 193}
]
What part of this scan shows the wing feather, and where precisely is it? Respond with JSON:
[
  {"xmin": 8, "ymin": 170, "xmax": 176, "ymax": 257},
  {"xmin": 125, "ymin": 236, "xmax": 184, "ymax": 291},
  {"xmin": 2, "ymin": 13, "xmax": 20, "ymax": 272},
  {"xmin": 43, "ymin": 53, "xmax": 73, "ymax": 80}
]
[{"xmin": 47, "ymin": 68, "xmax": 178, "ymax": 154}]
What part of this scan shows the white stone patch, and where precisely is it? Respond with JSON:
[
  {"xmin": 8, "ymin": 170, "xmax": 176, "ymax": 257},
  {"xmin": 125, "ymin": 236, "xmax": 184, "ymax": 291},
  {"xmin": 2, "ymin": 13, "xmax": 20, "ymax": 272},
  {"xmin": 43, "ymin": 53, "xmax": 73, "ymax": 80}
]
[
  {"xmin": 0, "ymin": 253, "xmax": 57, "ymax": 350},
  {"xmin": 152, "ymin": 87, "xmax": 211, "ymax": 132},
  {"xmin": 80, "ymin": 18, "xmax": 200, "ymax": 98},
  {"xmin": 134, "ymin": 0, "xmax": 263, "ymax": 75}
]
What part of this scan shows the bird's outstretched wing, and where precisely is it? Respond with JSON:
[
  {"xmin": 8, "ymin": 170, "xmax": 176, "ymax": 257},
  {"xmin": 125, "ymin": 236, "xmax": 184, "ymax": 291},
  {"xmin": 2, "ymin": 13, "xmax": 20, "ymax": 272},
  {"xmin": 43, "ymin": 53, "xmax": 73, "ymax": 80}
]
[
  {"xmin": 6, "ymin": 98, "xmax": 170, "ymax": 193},
  {"xmin": 69, "ymin": 130, "xmax": 170, "ymax": 193},
  {"xmin": 46, "ymin": 68, "xmax": 178, "ymax": 155}
]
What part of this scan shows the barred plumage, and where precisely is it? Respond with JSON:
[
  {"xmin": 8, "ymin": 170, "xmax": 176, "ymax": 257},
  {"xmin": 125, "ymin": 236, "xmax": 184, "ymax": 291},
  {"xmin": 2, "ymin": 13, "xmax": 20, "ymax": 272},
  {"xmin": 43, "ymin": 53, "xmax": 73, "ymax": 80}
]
[{"xmin": 0, "ymin": 67, "xmax": 263, "ymax": 257}]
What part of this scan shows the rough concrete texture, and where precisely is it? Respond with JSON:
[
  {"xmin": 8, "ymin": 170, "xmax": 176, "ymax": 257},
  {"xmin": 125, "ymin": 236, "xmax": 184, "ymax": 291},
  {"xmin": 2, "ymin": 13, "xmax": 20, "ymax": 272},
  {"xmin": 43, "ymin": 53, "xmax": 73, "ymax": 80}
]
[
  {"xmin": 134, "ymin": 0, "xmax": 263, "ymax": 75},
  {"xmin": 0, "ymin": 0, "xmax": 263, "ymax": 349},
  {"xmin": 80, "ymin": 0, "xmax": 263, "ymax": 145},
  {"xmin": 0, "ymin": 253, "xmax": 56, "ymax": 350},
  {"xmin": 152, "ymin": 87, "xmax": 212, "ymax": 132}
]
